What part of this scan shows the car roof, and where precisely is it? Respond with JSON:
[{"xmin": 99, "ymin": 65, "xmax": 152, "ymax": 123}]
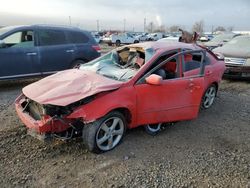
[
  {"xmin": 128, "ymin": 41, "xmax": 201, "ymax": 52},
  {"xmin": 1, "ymin": 24, "xmax": 85, "ymax": 32}
]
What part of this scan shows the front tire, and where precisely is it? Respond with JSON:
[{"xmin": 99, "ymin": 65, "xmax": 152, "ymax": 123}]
[
  {"xmin": 201, "ymin": 84, "xmax": 217, "ymax": 109},
  {"xmin": 82, "ymin": 111, "xmax": 126, "ymax": 153},
  {"xmin": 115, "ymin": 40, "xmax": 121, "ymax": 46}
]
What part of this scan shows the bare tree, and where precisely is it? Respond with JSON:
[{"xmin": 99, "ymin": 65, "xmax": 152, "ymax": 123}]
[
  {"xmin": 154, "ymin": 25, "xmax": 166, "ymax": 33},
  {"xmin": 192, "ymin": 20, "xmax": 204, "ymax": 34},
  {"xmin": 214, "ymin": 26, "xmax": 226, "ymax": 32},
  {"xmin": 169, "ymin": 25, "xmax": 180, "ymax": 33}
]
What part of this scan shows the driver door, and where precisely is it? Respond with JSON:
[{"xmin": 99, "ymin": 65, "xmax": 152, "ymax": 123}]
[
  {"xmin": 0, "ymin": 29, "xmax": 40, "ymax": 79},
  {"xmin": 135, "ymin": 50, "xmax": 206, "ymax": 125}
]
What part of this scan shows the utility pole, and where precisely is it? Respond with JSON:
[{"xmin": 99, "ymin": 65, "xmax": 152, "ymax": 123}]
[
  {"xmin": 123, "ymin": 19, "xmax": 126, "ymax": 32},
  {"xmin": 96, "ymin": 20, "xmax": 100, "ymax": 32},
  {"xmin": 144, "ymin": 18, "xmax": 146, "ymax": 32},
  {"xmin": 150, "ymin": 22, "xmax": 153, "ymax": 33},
  {"xmin": 69, "ymin": 16, "xmax": 72, "ymax": 25}
]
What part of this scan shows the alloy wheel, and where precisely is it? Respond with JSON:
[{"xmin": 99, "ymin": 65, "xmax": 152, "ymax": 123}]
[{"xmin": 96, "ymin": 117, "xmax": 124, "ymax": 151}]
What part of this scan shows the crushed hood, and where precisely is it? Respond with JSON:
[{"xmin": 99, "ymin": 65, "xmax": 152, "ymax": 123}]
[
  {"xmin": 23, "ymin": 69, "xmax": 123, "ymax": 106},
  {"xmin": 204, "ymin": 41, "xmax": 221, "ymax": 47}
]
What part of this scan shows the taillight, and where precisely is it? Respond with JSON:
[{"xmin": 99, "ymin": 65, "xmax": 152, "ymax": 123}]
[{"xmin": 92, "ymin": 45, "xmax": 101, "ymax": 53}]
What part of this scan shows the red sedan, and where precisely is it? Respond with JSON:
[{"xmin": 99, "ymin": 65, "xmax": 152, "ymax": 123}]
[{"xmin": 15, "ymin": 41, "xmax": 225, "ymax": 153}]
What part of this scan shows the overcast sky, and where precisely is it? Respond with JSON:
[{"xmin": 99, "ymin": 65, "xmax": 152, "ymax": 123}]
[{"xmin": 0, "ymin": 0, "xmax": 249, "ymax": 32}]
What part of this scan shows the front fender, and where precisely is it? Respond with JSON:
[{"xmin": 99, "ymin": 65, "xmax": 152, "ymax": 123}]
[{"xmin": 67, "ymin": 86, "xmax": 136, "ymax": 126}]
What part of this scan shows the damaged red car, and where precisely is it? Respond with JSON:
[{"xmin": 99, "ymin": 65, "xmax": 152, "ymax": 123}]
[{"xmin": 15, "ymin": 41, "xmax": 225, "ymax": 153}]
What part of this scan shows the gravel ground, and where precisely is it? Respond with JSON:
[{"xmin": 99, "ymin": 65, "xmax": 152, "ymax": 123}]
[{"xmin": 0, "ymin": 50, "xmax": 249, "ymax": 187}]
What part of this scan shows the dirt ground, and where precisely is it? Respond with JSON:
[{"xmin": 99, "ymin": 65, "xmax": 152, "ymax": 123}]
[{"xmin": 0, "ymin": 63, "xmax": 250, "ymax": 187}]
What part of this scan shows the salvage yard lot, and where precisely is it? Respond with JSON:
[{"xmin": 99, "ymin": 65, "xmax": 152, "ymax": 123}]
[{"xmin": 0, "ymin": 49, "xmax": 250, "ymax": 187}]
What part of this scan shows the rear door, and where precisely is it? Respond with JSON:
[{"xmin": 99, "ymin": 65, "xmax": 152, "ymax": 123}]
[
  {"xmin": 37, "ymin": 29, "xmax": 75, "ymax": 74},
  {"xmin": 65, "ymin": 30, "xmax": 99, "ymax": 63},
  {"xmin": 135, "ymin": 50, "xmax": 206, "ymax": 125},
  {"xmin": 0, "ymin": 29, "xmax": 40, "ymax": 79}
]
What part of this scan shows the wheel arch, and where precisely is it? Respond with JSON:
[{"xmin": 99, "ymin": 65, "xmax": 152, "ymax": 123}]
[
  {"xmin": 210, "ymin": 81, "xmax": 219, "ymax": 95},
  {"xmin": 68, "ymin": 104, "xmax": 135, "ymax": 127},
  {"xmin": 108, "ymin": 107, "xmax": 132, "ymax": 125},
  {"xmin": 71, "ymin": 58, "xmax": 88, "ymax": 64},
  {"xmin": 69, "ymin": 58, "xmax": 88, "ymax": 68}
]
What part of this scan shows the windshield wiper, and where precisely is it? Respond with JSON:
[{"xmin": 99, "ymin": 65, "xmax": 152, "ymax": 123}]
[
  {"xmin": 102, "ymin": 74, "xmax": 119, "ymax": 80},
  {"xmin": 96, "ymin": 65, "xmax": 106, "ymax": 73}
]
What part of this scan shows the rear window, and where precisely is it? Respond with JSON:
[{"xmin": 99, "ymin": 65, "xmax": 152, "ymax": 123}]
[
  {"xmin": 38, "ymin": 30, "xmax": 67, "ymax": 46},
  {"xmin": 67, "ymin": 31, "xmax": 89, "ymax": 44}
]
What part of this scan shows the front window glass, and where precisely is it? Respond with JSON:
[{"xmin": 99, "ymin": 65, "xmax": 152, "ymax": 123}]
[
  {"xmin": 2, "ymin": 30, "xmax": 34, "ymax": 48},
  {"xmin": 80, "ymin": 47, "xmax": 155, "ymax": 82},
  {"xmin": 152, "ymin": 54, "xmax": 179, "ymax": 80},
  {"xmin": 127, "ymin": 33, "xmax": 133, "ymax": 38}
]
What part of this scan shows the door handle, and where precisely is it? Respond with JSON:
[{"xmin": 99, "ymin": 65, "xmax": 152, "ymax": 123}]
[
  {"xmin": 66, "ymin": 49, "xmax": 74, "ymax": 53},
  {"xmin": 189, "ymin": 83, "xmax": 194, "ymax": 87},
  {"xmin": 187, "ymin": 82, "xmax": 201, "ymax": 90},
  {"xmin": 187, "ymin": 82, "xmax": 194, "ymax": 89},
  {"xmin": 26, "ymin": 52, "xmax": 37, "ymax": 56},
  {"xmin": 206, "ymin": 70, "xmax": 212, "ymax": 76}
]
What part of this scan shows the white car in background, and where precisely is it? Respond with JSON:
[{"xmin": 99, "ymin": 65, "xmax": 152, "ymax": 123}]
[
  {"xmin": 103, "ymin": 33, "xmax": 139, "ymax": 46},
  {"xmin": 158, "ymin": 36, "xmax": 180, "ymax": 42},
  {"xmin": 136, "ymin": 33, "xmax": 149, "ymax": 41},
  {"xmin": 147, "ymin": 32, "xmax": 164, "ymax": 41}
]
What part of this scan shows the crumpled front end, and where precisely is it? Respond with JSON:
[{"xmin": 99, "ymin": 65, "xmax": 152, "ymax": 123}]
[{"xmin": 15, "ymin": 94, "xmax": 86, "ymax": 140}]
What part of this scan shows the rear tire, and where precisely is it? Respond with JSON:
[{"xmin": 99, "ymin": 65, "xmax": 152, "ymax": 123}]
[
  {"xmin": 70, "ymin": 60, "xmax": 85, "ymax": 69},
  {"xmin": 201, "ymin": 84, "xmax": 217, "ymax": 109},
  {"xmin": 82, "ymin": 111, "xmax": 126, "ymax": 153},
  {"xmin": 144, "ymin": 123, "xmax": 162, "ymax": 136}
]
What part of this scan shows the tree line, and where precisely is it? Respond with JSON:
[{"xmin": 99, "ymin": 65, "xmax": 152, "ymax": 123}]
[{"xmin": 146, "ymin": 20, "xmax": 234, "ymax": 34}]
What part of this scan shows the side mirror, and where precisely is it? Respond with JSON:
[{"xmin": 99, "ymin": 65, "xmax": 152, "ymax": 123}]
[
  {"xmin": 0, "ymin": 40, "xmax": 6, "ymax": 48},
  {"xmin": 145, "ymin": 74, "xmax": 163, "ymax": 85}
]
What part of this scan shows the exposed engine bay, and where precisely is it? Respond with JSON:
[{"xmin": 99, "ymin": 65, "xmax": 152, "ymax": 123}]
[
  {"xmin": 21, "ymin": 95, "xmax": 96, "ymax": 121},
  {"xmin": 19, "ymin": 95, "xmax": 97, "ymax": 140}
]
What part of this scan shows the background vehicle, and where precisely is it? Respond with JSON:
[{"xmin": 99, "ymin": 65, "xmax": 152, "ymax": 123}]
[
  {"xmin": 203, "ymin": 33, "xmax": 240, "ymax": 50},
  {"xmin": 137, "ymin": 33, "xmax": 149, "ymax": 41},
  {"xmin": 199, "ymin": 34, "xmax": 214, "ymax": 42},
  {"xmin": 91, "ymin": 32, "xmax": 101, "ymax": 43},
  {"xmin": 0, "ymin": 25, "xmax": 101, "ymax": 80},
  {"xmin": 102, "ymin": 33, "xmax": 139, "ymax": 46},
  {"xmin": 15, "ymin": 42, "xmax": 225, "ymax": 153},
  {"xmin": 158, "ymin": 36, "xmax": 180, "ymax": 42},
  {"xmin": 147, "ymin": 32, "xmax": 164, "ymax": 41},
  {"xmin": 213, "ymin": 35, "xmax": 250, "ymax": 78}
]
